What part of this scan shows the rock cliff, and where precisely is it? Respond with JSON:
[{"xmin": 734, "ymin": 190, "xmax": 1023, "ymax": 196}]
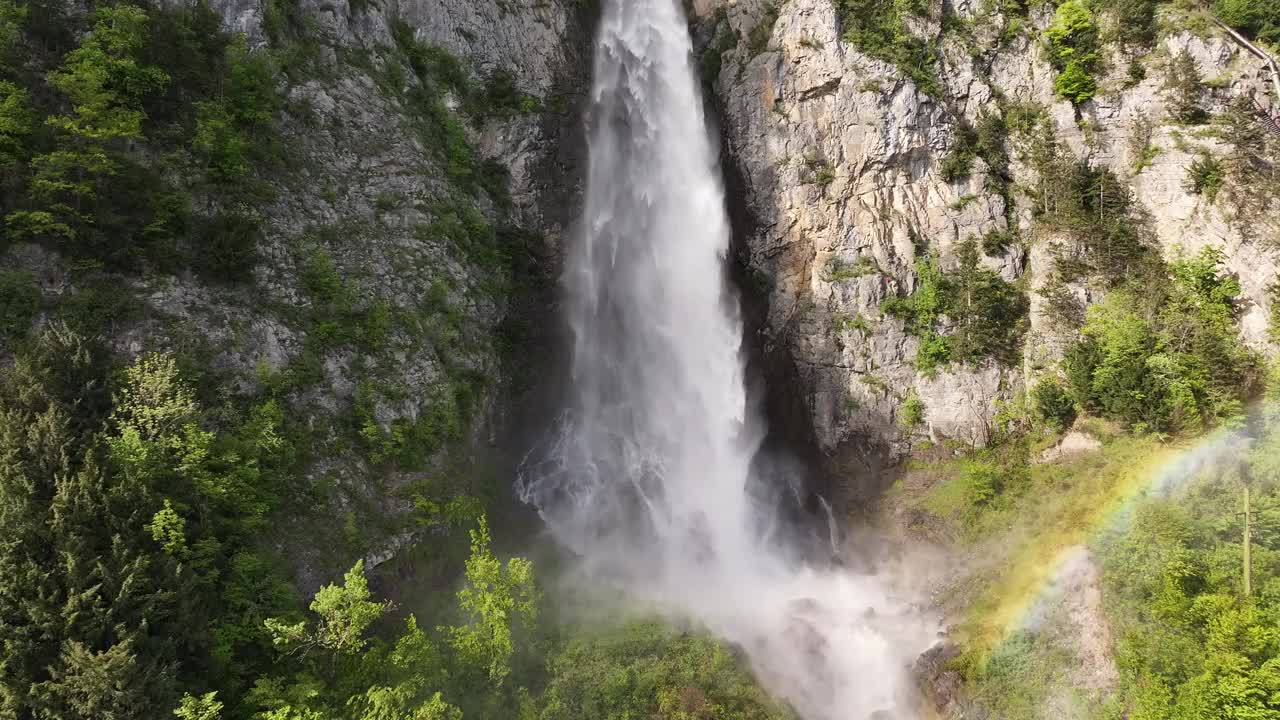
[
  {"xmin": 699, "ymin": 0, "xmax": 1279, "ymax": 499},
  {"xmin": 4, "ymin": 0, "xmax": 591, "ymax": 587}
]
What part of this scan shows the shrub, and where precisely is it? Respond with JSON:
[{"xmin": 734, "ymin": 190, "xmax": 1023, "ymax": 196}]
[
  {"xmin": 701, "ymin": 25, "xmax": 740, "ymax": 86},
  {"xmin": 193, "ymin": 211, "xmax": 261, "ymax": 282},
  {"xmin": 940, "ymin": 113, "xmax": 1013, "ymax": 216},
  {"xmin": 900, "ymin": 389, "xmax": 926, "ymax": 430},
  {"xmin": 539, "ymin": 622, "xmax": 793, "ymax": 720},
  {"xmin": 1165, "ymin": 50, "xmax": 1208, "ymax": 125},
  {"xmin": 468, "ymin": 69, "xmax": 536, "ymax": 120},
  {"xmin": 1032, "ymin": 377, "xmax": 1076, "ymax": 429},
  {"xmin": 981, "ymin": 229, "xmax": 1016, "ymax": 257},
  {"xmin": 940, "ymin": 126, "xmax": 978, "ymax": 183},
  {"xmin": 835, "ymin": 0, "xmax": 941, "ymax": 95},
  {"xmin": 0, "ymin": 270, "xmax": 38, "ymax": 340},
  {"xmin": 824, "ymin": 255, "xmax": 879, "ymax": 281},
  {"xmin": 1269, "ymin": 282, "xmax": 1280, "ymax": 344},
  {"xmin": 1185, "ymin": 154, "xmax": 1225, "ymax": 203},
  {"xmin": 1112, "ymin": 0, "xmax": 1159, "ymax": 47},
  {"xmin": 958, "ymin": 459, "xmax": 1002, "ymax": 508},
  {"xmin": 1054, "ymin": 61, "xmax": 1097, "ymax": 103},
  {"xmin": 747, "ymin": 3, "xmax": 779, "ymax": 56}
]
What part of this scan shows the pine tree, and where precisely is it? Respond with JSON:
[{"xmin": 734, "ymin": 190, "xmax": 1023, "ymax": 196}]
[
  {"xmin": 5, "ymin": 4, "xmax": 168, "ymax": 241},
  {"xmin": 0, "ymin": 328, "xmax": 187, "ymax": 718}
]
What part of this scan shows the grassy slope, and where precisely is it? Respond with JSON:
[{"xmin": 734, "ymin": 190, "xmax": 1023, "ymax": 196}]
[{"xmin": 888, "ymin": 424, "xmax": 1190, "ymax": 712}]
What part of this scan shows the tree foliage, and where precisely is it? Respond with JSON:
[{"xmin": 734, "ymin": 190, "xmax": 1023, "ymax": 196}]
[
  {"xmin": 834, "ymin": 0, "xmax": 941, "ymax": 95},
  {"xmin": 1101, "ymin": 402, "xmax": 1280, "ymax": 719},
  {"xmin": 0, "ymin": 1, "xmax": 280, "ymax": 276},
  {"xmin": 538, "ymin": 622, "xmax": 795, "ymax": 720},
  {"xmin": 1166, "ymin": 50, "xmax": 1208, "ymax": 125},
  {"xmin": 446, "ymin": 516, "xmax": 538, "ymax": 687},
  {"xmin": 7, "ymin": 5, "xmax": 168, "ymax": 242},
  {"xmin": 1030, "ymin": 154, "xmax": 1160, "ymax": 291},
  {"xmin": 0, "ymin": 332, "xmax": 302, "ymax": 718},
  {"xmin": 1065, "ymin": 247, "xmax": 1257, "ymax": 435},
  {"xmin": 1044, "ymin": 0, "xmax": 1100, "ymax": 104},
  {"xmin": 883, "ymin": 239, "xmax": 1028, "ymax": 374},
  {"xmin": 1215, "ymin": 0, "xmax": 1280, "ymax": 44}
]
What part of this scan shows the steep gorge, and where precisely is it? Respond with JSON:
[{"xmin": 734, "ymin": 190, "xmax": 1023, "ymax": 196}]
[{"xmin": 2, "ymin": 0, "xmax": 1280, "ymax": 718}]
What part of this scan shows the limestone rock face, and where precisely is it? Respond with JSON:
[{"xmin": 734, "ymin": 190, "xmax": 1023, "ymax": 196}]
[
  {"xmin": 221, "ymin": 0, "xmax": 585, "ymax": 585},
  {"xmin": 5, "ymin": 0, "xmax": 592, "ymax": 587},
  {"xmin": 704, "ymin": 0, "xmax": 1278, "ymax": 493}
]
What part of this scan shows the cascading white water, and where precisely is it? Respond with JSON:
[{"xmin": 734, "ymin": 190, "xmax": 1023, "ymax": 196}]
[{"xmin": 517, "ymin": 1, "xmax": 932, "ymax": 717}]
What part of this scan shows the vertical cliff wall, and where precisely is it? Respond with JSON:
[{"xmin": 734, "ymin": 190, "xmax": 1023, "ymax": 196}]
[
  {"xmin": 698, "ymin": 0, "xmax": 1279, "ymax": 499},
  {"xmin": 2, "ymin": 0, "xmax": 592, "ymax": 588}
]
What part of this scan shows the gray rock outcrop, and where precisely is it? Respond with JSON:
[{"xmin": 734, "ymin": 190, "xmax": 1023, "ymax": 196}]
[{"xmin": 701, "ymin": 0, "xmax": 1278, "ymax": 496}]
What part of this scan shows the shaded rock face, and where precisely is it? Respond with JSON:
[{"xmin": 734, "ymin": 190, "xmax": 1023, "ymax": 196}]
[
  {"xmin": 911, "ymin": 640, "xmax": 963, "ymax": 714},
  {"xmin": 233, "ymin": 1, "xmax": 585, "ymax": 585},
  {"xmin": 5, "ymin": 0, "xmax": 592, "ymax": 588},
  {"xmin": 701, "ymin": 0, "xmax": 1278, "ymax": 499}
]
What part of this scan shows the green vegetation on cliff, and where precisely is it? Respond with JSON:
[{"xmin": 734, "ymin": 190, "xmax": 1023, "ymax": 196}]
[
  {"xmin": 0, "ymin": 4, "xmax": 786, "ymax": 720},
  {"xmin": 883, "ymin": 238, "xmax": 1028, "ymax": 374},
  {"xmin": 0, "ymin": 2, "xmax": 279, "ymax": 276},
  {"xmin": 1044, "ymin": 0, "xmax": 1100, "ymax": 103},
  {"xmin": 834, "ymin": 0, "xmax": 941, "ymax": 95},
  {"xmin": 1065, "ymin": 247, "xmax": 1258, "ymax": 436},
  {"xmin": 1215, "ymin": 0, "xmax": 1280, "ymax": 44},
  {"xmin": 828, "ymin": 0, "xmax": 1277, "ymax": 101}
]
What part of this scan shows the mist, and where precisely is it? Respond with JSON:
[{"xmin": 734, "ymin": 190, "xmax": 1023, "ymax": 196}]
[{"xmin": 516, "ymin": 1, "xmax": 936, "ymax": 717}]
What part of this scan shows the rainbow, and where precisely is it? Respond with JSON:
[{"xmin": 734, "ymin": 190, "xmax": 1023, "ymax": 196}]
[{"xmin": 963, "ymin": 426, "xmax": 1244, "ymax": 653}]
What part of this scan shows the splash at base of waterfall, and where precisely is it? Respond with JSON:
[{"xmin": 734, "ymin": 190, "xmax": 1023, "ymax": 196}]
[{"xmin": 516, "ymin": 0, "xmax": 934, "ymax": 717}]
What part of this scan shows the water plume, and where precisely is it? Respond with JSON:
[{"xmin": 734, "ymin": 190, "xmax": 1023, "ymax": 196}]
[{"xmin": 517, "ymin": 1, "xmax": 933, "ymax": 717}]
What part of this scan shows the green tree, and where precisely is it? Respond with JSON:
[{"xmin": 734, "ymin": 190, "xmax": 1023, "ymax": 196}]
[
  {"xmin": 6, "ymin": 5, "xmax": 168, "ymax": 241},
  {"xmin": 1054, "ymin": 60, "xmax": 1098, "ymax": 104},
  {"xmin": 882, "ymin": 240, "xmax": 1027, "ymax": 372},
  {"xmin": 1215, "ymin": 0, "xmax": 1280, "ymax": 44},
  {"xmin": 446, "ymin": 516, "xmax": 539, "ymax": 687},
  {"xmin": 349, "ymin": 618, "xmax": 461, "ymax": 720},
  {"xmin": 0, "ymin": 270, "xmax": 38, "ymax": 340},
  {"xmin": 1032, "ymin": 377, "xmax": 1076, "ymax": 429},
  {"xmin": 1166, "ymin": 50, "xmax": 1207, "ymax": 125},
  {"xmin": 0, "ymin": 328, "xmax": 184, "ymax": 718},
  {"xmin": 0, "ymin": 0, "xmax": 24, "ymax": 61},
  {"xmin": 946, "ymin": 239, "xmax": 1028, "ymax": 365},
  {"xmin": 266, "ymin": 560, "xmax": 390, "ymax": 656},
  {"xmin": 0, "ymin": 80, "xmax": 30, "ymax": 169},
  {"xmin": 1113, "ymin": 0, "xmax": 1158, "ymax": 47},
  {"xmin": 45, "ymin": 5, "xmax": 169, "ymax": 142},
  {"xmin": 1044, "ymin": 0, "xmax": 1100, "ymax": 104},
  {"xmin": 175, "ymin": 692, "xmax": 224, "ymax": 720},
  {"xmin": 33, "ymin": 640, "xmax": 150, "ymax": 720},
  {"xmin": 1065, "ymin": 247, "xmax": 1255, "ymax": 434},
  {"xmin": 193, "ymin": 37, "xmax": 280, "ymax": 185}
]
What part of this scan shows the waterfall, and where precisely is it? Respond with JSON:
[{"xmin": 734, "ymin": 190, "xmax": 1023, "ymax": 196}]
[{"xmin": 516, "ymin": 1, "xmax": 931, "ymax": 717}]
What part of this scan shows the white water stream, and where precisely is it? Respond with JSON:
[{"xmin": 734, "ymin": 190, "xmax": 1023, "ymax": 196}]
[{"xmin": 517, "ymin": 1, "xmax": 932, "ymax": 717}]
